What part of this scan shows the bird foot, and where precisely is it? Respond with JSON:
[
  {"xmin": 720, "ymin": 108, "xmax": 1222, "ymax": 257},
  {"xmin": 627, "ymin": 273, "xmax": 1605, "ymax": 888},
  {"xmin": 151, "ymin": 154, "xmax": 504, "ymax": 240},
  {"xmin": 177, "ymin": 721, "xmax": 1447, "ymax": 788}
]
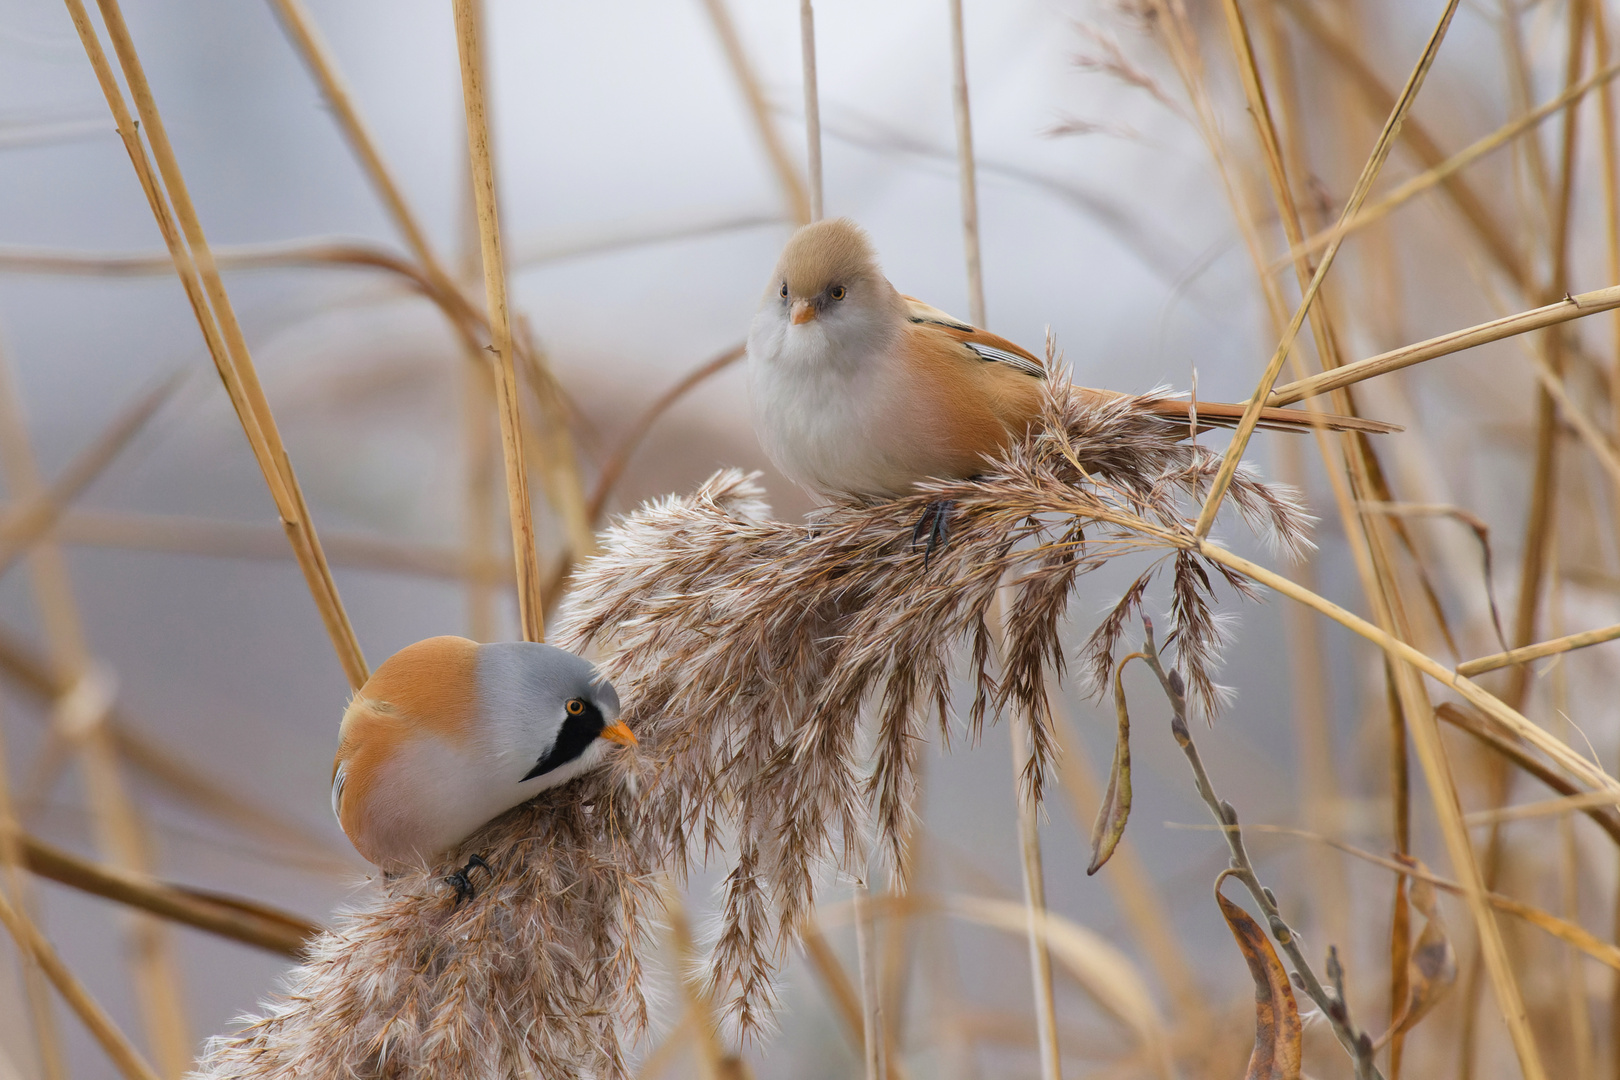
[
  {"xmin": 910, "ymin": 499, "xmax": 955, "ymax": 568},
  {"xmin": 445, "ymin": 853, "xmax": 492, "ymax": 905}
]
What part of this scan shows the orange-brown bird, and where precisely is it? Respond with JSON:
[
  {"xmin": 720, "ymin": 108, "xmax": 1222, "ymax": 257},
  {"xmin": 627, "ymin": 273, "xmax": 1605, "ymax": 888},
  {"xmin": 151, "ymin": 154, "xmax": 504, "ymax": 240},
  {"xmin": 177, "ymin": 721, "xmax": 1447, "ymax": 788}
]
[
  {"xmin": 331, "ymin": 636, "xmax": 634, "ymax": 885},
  {"xmin": 746, "ymin": 218, "xmax": 1391, "ymax": 503}
]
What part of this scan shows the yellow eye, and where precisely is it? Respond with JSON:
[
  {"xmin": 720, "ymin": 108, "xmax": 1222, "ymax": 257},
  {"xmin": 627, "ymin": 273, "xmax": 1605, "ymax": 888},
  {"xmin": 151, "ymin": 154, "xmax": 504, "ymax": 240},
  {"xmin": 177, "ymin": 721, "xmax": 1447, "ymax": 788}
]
[
  {"xmin": 780, "ymin": 282, "xmax": 789, "ymax": 299},
  {"xmin": 830, "ymin": 285, "xmax": 846, "ymax": 301},
  {"xmin": 566, "ymin": 698, "xmax": 585, "ymax": 716}
]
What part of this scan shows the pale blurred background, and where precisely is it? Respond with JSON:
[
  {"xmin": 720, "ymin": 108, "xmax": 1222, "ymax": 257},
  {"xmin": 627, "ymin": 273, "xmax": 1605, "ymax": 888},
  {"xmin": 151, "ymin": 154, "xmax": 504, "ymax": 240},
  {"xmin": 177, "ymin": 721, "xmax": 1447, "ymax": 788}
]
[{"xmin": 0, "ymin": 0, "xmax": 1617, "ymax": 1077}]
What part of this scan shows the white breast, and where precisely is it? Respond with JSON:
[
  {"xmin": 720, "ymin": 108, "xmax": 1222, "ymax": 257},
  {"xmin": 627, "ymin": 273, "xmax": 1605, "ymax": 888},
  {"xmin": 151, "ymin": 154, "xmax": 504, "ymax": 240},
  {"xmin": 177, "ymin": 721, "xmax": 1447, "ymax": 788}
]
[{"xmin": 746, "ymin": 308, "xmax": 926, "ymax": 498}]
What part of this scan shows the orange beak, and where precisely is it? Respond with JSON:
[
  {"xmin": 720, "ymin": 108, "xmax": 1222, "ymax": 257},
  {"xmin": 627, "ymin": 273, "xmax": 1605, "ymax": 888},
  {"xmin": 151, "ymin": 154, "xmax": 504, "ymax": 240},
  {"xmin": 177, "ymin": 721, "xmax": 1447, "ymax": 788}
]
[
  {"xmin": 598, "ymin": 719, "xmax": 638, "ymax": 747},
  {"xmin": 790, "ymin": 299, "xmax": 816, "ymax": 325}
]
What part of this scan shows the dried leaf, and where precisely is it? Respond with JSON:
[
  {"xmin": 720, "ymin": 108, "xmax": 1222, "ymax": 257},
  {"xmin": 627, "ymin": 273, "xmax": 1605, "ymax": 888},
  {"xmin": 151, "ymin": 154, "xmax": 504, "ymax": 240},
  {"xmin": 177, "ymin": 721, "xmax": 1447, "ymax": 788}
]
[
  {"xmin": 1377, "ymin": 857, "xmax": 1457, "ymax": 1048},
  {"xmin": 1215, "ymin": 871, "xmax": 1302, "ymax": 1080},
  {"xmin": 1088, "ymin": 652, "xmax": 1143, "ymax": 874}
]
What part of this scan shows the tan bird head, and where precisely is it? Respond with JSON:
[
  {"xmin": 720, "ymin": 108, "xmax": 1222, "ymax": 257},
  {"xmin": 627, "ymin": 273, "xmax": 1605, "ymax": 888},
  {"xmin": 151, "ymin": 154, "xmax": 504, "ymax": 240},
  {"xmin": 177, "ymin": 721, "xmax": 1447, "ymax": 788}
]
[{"xmin": 749, "ymin": 218, "xmax": 908, "ymax": 378}]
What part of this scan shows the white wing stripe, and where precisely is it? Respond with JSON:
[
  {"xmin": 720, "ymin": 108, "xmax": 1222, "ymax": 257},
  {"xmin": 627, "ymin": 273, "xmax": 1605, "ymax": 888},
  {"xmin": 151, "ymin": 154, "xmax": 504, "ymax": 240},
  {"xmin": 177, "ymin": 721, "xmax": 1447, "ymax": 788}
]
[
  {"xmin": 964, "ymin": 341, "xmax": 1045, "ymax": 378},
  {"xmin": 331, "ymin": 761, "xmax": 347, "ymax": 822}
]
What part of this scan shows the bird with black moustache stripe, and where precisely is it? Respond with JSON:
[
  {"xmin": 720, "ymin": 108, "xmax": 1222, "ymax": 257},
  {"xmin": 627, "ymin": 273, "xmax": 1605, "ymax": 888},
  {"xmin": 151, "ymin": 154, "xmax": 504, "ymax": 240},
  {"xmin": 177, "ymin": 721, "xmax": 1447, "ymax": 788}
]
[{"xmin": 330, "ymin": 636, "xmax": 634, "ymax": 895}]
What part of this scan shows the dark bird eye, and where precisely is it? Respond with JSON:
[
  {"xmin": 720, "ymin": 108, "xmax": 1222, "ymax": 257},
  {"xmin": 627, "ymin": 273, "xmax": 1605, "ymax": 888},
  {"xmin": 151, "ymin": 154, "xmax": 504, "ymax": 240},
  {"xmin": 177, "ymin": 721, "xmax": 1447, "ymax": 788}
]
[
  {"xmin": 780, "ymin": 282, "xmax": 789, "ymax": 299},
  {"xmin": 566, "ymin": 698, "xmax": 585, "ymax": 716},
  {"xmin": 830, "ymin": 285, "xmax": 846, "ymax": 301}
]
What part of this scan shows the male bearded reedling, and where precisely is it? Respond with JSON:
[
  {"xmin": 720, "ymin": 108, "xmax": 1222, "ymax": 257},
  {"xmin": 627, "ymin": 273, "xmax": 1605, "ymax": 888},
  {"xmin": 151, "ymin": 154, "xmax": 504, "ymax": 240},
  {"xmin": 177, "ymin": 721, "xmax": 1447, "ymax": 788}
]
[
  {"xmin": 330, "ymin": 636, "xmax": 634, "ymax": 893},
  {"xmin": 746, "ymin": 218, "xmax": 1396, "ymax": 507}
]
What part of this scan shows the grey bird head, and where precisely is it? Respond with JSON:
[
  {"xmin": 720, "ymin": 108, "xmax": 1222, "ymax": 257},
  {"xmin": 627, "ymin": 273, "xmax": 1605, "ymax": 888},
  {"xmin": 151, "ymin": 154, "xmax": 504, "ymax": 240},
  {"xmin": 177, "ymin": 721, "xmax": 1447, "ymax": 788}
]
[{"xmin": 474, "ymin": 641, "xmax": 631, "ymax": 789}]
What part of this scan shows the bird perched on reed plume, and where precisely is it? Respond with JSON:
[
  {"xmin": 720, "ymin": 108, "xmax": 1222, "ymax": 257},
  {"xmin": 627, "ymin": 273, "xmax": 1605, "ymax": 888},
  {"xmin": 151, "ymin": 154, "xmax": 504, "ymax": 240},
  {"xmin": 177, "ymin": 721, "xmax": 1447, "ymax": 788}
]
[
  {"xmin": 330, "ymin": 636, "xmax": 634, "ymax": 889},
  {"xmin": 747, "ymin": 218, "xmax": 1393, "ymax": 519}
]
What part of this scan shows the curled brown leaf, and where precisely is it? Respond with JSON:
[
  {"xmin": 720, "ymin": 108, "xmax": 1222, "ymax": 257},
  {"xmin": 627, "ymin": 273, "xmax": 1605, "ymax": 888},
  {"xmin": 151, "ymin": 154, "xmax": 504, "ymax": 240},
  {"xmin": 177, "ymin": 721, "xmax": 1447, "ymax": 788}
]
[
  {"xmin": 1376, "ymin": 856, "xmax": 1458, "ymax": 1049},
  {"xmin": 1215, "ymin": 870, "xmax": 1302, "ymax": 1080}
]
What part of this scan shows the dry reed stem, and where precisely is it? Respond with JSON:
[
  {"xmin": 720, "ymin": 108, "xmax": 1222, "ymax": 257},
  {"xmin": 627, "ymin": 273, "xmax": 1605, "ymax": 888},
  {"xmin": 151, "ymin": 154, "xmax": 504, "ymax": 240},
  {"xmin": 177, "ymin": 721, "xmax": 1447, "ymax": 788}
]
[
  {"xmin": 1455, "ymin": 6, "xmax": 1594, "ymax": 1063},
  {"xmin": 463, "ymin": 344, "xmax": 501, "ymax": 640},
  {"xmin": 1436, "ymin": 703, "xmax": 1620, "ymax": 847},
  {"xmin": 1275, "ymin": 58, "xmax": 1620, "ymax": 269},
  {"xmin": 1457, "ymin": 620, "xmax": 1620, "ymax": 677},
  {"xmin": 18, "ymin": 834, "xmax": 316, "ymax": 957},
  {"xmin": 452, "ymin": 0, "xmax": 544, "ymax": 643},
  {"xmin": 1192, "ymin": 0, "xmax": 1461, "ymax": 539},
  {"xmin": 269, "ymin": 0, "xmax": 596, "ymax": 577},
  {"xmin": 1276, "ymin": 0, "xmax": 1526, "ymax": 284},
  {"xmin": 949, "ymin": 0, "xmax": 985, "ymax": 329},
  {"xmin": 1192, "ymin": 543, "xmax": 1616, "ymax": 795},
  {"xmin": 698, "ymin": 0, "xmax": 811, "ymax": 226},
  {"xmin": 800, "ymin": 0, "xmax": 823, "ymax": 222},
  {"xmin": 1008, "ymin": 712, "xmax": 1061, "ymax": 1080},
  {"xmin": 1462, "ymin": 790, "xmax": 1620, "ymax": 828},
  {"xmin": 0, "ymin": 886, "xmax": 161, "ymax": 1080},
  {"xmin": 852, "ymin": 880, "xmax": 886, "ymax": 1080},
  {"xmin": 0, "ymin": 214, "xmax": 781, "ymax": 280},
  {"xmin": 67, "ymin": 0, "xmax": 368, "ymax": 690},
  {"xmin": 1533, "ymin": 353, "xmax": 1620, "ymax": 493},
  {"xmin": 1267, "ymin": 285, "xmax": 1620, "ymax": 406}
]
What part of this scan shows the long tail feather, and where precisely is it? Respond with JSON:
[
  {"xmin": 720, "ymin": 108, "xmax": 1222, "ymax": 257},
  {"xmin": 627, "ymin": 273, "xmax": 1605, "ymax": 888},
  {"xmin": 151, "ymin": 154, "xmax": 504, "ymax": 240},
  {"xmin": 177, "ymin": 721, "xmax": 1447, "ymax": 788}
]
[{"xmin": 1141, "ymin": 396, "xmax": 1400, "ymax": 435}]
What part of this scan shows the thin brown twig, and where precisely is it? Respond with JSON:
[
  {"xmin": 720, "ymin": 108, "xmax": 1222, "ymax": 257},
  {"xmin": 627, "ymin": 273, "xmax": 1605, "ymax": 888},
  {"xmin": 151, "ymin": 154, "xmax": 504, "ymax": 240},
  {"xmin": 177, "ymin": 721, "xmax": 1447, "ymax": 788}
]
[{"xmin": 1135, "ymin": 617, "xmax": 1382, "ymax": 1078}]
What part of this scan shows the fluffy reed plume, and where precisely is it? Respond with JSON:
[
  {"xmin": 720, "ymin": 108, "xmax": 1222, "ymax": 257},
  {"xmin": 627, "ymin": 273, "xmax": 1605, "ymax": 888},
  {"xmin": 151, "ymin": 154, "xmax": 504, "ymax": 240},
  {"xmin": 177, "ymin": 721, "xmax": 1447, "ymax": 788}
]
[
  {"xmin": 560, "ymin": 355, "xmax": 1311, "ymax": 1034},
  {"xmin": 190, "ymin": 777, "xmax": 653, "ymax": 1080},
  {"xmin": 191, "ymin": 355, "xmax": 1311, "ymax": 1076}
]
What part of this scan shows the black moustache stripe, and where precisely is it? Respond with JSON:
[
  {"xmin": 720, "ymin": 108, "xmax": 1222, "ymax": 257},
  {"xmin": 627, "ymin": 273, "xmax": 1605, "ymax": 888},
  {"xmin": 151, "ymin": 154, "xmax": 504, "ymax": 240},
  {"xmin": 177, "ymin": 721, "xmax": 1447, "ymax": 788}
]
[{"xmin": 521, "ymin": 702, "xmax": 604, "ymax": 782}]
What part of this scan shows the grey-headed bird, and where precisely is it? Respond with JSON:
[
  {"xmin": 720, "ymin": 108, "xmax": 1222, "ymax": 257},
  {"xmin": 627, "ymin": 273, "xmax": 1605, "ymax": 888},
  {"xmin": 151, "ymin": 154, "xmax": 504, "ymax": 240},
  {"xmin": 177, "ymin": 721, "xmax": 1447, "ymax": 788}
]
[{"xmin": 331, "ymin": 636, "xmax": 634, "ymax": 890}]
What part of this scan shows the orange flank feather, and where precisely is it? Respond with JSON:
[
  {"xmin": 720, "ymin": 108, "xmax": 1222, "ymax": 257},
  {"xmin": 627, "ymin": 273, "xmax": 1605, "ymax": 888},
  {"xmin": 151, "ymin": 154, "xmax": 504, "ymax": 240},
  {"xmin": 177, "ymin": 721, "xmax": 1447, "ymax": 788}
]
[
  {"xmin": 897, "ymin": 319, "xmax": 1043, "ymax": 480},
  {"xmin": 333, "ymin": 636, "xmax": 481, "ymax": 861}
]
